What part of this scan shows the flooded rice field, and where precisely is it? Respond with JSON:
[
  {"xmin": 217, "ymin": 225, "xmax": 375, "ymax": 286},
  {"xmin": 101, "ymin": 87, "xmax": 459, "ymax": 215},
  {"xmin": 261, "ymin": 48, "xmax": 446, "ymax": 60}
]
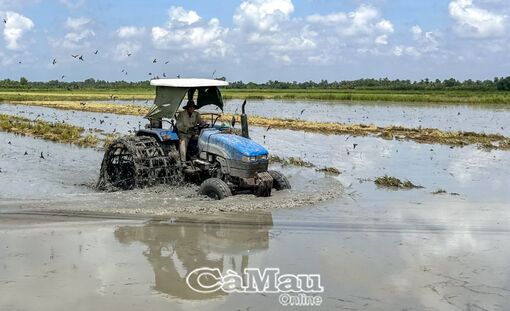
[
  {"xmin": 91, "ymin": 98, "xmax": 510, "ymax": 136},
  {"xmin": 1, "ymin": 100, "xmax": 510, "ymax": 310}
]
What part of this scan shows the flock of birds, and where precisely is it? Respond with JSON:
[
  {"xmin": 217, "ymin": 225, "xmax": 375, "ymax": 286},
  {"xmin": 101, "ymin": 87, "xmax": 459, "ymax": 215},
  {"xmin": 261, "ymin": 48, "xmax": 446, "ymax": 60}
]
[{"xmin": 47, "ymin": 49, "xmax": 189, "ymax": 81}]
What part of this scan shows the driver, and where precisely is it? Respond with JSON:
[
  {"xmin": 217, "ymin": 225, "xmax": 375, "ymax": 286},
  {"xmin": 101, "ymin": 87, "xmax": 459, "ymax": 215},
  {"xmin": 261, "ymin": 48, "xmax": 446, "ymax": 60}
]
[{"xmin": 176, "ymin": 100, "xmax": 203, "ymax": 162}]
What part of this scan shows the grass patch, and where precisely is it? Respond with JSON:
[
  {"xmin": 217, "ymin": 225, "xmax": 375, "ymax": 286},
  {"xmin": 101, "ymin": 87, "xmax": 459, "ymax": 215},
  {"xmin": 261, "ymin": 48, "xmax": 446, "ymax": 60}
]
[
  {"xmin": 316, "ymin": 167, "xmax": 341, "ymax": 175},
  {"xmin": 374, "ymin": 175, "xmax": 423, "ymax": 189},
  {"xmin": 0, "ymin": 114, "xmax": 98, "ymax": 147},
  {"xmin": 432, "ymin": 189, "xmax": 447, "ymax": 195},
  {"xmin": 270, "ymin": 155, "xmax": 315, "ymax": 168}
]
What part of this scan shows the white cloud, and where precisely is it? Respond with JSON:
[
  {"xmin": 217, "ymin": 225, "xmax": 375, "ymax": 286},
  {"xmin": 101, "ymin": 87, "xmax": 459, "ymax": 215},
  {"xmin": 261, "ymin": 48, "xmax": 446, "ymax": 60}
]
[
  {"xmin": 449, "ymin": 0, "xmax": 506, "ymax": 38},
  {"xmin": 2, "ymin": 11, "xmax": 34, "ymax": 50},
  {"xmin": 57, "ymin": 17, "xmax": 95, "ymax": 49},
  {"xmin": 375, "ymin": 34, "xmax": 388, "ymax": 45},
  {"xmin": 168, "ymin": 6, "xmax": 200, "ymax": 25},
  {"xmin": 151, "ymin": 7, "xmax": 229, "ymax": 59},
  {"xmin": 393, "ymin": 25, "xmax": 440, "ymax": 57},
  {"xmin": 306, "ymin": 5, "xmax": 394, "ymax": 38},
  {"xmin": 116, "ymin": 26, "xmax": 145, "ymax": 39},
  {"xmin": 233, "ymin": 0, "xmax": 294, "ymax": 33}
]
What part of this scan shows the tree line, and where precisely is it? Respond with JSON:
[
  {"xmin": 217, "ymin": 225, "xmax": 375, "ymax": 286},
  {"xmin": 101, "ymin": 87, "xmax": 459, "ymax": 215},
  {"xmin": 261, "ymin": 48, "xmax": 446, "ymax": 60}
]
[{"xmin": 2, "ymin": 76, "xmax": 510, "ymax": 91}]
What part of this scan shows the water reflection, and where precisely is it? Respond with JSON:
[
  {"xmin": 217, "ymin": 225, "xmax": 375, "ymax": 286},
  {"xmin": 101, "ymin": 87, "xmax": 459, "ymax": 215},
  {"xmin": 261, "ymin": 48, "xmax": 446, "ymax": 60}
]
[{"xmin": 114, "ymin": 212, "xmax": 273, "ymax": 300}]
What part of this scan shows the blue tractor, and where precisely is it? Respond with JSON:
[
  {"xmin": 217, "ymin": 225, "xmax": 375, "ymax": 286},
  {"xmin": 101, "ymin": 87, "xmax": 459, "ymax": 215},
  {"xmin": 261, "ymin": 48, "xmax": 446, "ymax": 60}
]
[{"xmin": 97, "ymin": 78, "xmax": 290, "ymax": 199}]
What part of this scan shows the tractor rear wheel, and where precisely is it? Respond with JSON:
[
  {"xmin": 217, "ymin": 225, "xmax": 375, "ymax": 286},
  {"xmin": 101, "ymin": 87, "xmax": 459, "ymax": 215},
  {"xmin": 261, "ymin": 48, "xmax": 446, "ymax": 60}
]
[
  {"xmin": 97, "ymin": 136, "xmax": 181, "ymax": 190},
  {"xmin": 268, "ymin": 170, "xmax": 291, "ymax": 190},
  {"xmin": 199, "ymin": 178, "xmax": 232, "ymax": 200}
]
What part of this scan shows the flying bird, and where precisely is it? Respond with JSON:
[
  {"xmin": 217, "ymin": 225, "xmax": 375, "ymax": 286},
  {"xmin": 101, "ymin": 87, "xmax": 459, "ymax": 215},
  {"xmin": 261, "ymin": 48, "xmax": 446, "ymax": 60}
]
[
  {"xmin": 94, "ymin": 50, "xmax": 98, "ymax": 54},
  {"xmin": 72, "ymin": 55, "xmax": 79, "ymax": 58},
  {"xmin": 300, "ymin": 109, "xmax": 306, "ymax": 115},
  {"xmin": 52, "ymin": 59, "xmax": 57, "ymax": 65},
  {"xmin": 61, "ymin": 75, "xmax": 65, "ymax": 79},
  {"xmin": 78, "ymin": 55, "xmax": 84, "ymax": 61},
  {"xmin": 3, "ymin": 19, "xmax": 6, "ymax": 24},
  {"xmin": 163, "ymin": 73, "xmax": 166, "ymax": 77},
  {"xmin": 177, "ymin": 74, "xmax": 181, "ymax": 79},
  {"xmin": 40, "ymin": 152, "xmax": 45, "ymax": 159},
  {"xmin": 148, "ymin": 72, "xmax": 152, "ymax": 76},
  {"xmin": 153, "ymin": 58, "xmax": 157, "ymax": 63},
  {"xmin": 127, "ymin": 52, "xmax": 132, "ymax": 57},
  {"xmin": 353, "ymin": 143, "xmax": 358, "ymax": 149},
  {"xmin": 165, "ymin": 61, "xmax": 169, "ymax": 64},
  {"xmin": 24, "ymin": 151, "xmax": 28, "ymax": 156},
  {"xmin": 212, "ymin": 69, "xmax": 216, "ymax": 78}
]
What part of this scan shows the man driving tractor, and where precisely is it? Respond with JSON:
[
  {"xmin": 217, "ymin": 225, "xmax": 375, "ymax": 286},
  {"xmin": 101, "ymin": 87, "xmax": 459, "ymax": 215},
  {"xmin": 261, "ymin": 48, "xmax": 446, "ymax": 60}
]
[{"xmin": 176, "ymin": 99, "xmax": 203, "ymax": 162}]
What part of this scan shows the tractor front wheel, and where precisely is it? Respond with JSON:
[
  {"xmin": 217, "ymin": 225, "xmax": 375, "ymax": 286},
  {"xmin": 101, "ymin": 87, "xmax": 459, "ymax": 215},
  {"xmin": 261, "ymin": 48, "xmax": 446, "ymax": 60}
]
[
  {"xmin": 268, "ymin": 170, "xmax": 291, "ymax": 190},
  {"xmin": 200, "ymin": 178, "xmax": 232, "ymax": 200}
]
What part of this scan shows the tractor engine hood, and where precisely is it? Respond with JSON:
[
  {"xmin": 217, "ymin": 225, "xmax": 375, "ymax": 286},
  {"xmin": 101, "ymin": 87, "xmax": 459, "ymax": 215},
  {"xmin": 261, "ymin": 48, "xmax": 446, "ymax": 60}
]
[{"xmin": 198, "ymin": 129, "xmax": 268, "ymax": 161}]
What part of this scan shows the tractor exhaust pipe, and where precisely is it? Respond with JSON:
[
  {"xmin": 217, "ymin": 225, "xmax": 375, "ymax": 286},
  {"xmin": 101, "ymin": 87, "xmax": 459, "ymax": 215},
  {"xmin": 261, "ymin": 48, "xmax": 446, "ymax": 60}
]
[{"xmin": 241, "ymin": 100, "xmax": 250, "ymax": 139}]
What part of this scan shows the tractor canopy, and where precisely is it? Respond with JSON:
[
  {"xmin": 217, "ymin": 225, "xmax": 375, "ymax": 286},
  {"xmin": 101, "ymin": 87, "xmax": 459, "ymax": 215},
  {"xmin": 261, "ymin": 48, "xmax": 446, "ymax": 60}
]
[{"xmin": 146, "ymin": 78, "xmax": 229, "ymax": 120}]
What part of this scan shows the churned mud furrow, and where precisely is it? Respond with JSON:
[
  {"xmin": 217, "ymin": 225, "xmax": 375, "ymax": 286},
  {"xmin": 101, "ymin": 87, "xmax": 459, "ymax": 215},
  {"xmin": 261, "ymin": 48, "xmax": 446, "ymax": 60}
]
[{"xmin": 4, "ymin": 100, "xmax": 510, "ymax": 150}]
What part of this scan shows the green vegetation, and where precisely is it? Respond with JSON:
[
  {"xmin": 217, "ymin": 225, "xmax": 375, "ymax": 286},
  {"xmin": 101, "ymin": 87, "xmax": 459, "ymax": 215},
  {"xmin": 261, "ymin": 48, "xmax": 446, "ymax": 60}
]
[
  {"xmin": 0, "ymin": 114, "xmax": 98, "ymax": 147},
  {"xmin": 316, "ymin": 167, "xmax": 341, "ymax": 175},
  {"xmin": 374, "ymin": 175, "xmax": 423, "ymax": 189},
  {"xmin": 270, "ymin": 155, "xmax": 316, "ymax": 168},
  {"xmin": 1, "ymin": 76, "xmax": 510, "ymax": 104}
]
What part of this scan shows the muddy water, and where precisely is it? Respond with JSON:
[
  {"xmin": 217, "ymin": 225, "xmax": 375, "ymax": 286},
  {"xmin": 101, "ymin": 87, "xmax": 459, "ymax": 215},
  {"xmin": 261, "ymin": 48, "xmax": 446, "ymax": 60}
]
[
  {"xmin": 0, "ymin": 213, "xmax": 509, "ymax": 310},
  {"xmin": 91, "ymin": 99, "xmax": 510, "ymax": 136}
]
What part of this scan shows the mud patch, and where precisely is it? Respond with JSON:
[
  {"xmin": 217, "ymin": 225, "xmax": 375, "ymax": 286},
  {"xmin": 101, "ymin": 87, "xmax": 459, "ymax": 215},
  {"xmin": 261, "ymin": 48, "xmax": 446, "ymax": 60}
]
[{"xmin": 2, "ymin": 168, "xmax": 344, "ymax": 216}]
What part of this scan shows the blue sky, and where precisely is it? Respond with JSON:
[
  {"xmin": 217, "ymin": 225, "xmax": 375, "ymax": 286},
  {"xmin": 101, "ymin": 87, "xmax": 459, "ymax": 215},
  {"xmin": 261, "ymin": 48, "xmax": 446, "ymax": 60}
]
[{"xmin": 0, "ymin": 0, "xmax": 509, "ymax": 82}]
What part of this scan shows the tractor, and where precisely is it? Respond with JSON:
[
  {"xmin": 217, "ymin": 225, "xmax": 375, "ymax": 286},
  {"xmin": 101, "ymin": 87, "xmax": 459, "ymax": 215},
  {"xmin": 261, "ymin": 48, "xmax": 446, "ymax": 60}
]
[{"xmin": 97, "ymin": 78, "xmax": 290, "ymax": 199}]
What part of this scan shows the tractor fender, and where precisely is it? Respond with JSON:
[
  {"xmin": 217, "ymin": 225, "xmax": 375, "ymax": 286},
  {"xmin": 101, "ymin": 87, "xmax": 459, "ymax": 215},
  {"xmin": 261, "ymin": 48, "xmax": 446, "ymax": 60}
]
[{"xmin": 215, "ymin": 156, "xmax": 231, "ymax": 175}]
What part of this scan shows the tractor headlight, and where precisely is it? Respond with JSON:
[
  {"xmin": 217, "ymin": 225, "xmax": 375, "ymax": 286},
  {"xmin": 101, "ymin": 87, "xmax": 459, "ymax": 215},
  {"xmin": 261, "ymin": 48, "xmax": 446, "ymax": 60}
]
[
  {"xmin": 241, "ymin": 154, "xmax": 268, "ymax": 162},
  {"xmin": 241, "ymin": 156, "xmax": 257, "ymax": 162}
]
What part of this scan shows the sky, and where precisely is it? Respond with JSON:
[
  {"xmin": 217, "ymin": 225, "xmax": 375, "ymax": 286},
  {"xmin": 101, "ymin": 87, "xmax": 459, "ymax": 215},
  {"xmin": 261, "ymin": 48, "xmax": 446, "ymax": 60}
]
[{"xmin": 0, "ymin": 0, "xmax": 509, "ymax": 82}]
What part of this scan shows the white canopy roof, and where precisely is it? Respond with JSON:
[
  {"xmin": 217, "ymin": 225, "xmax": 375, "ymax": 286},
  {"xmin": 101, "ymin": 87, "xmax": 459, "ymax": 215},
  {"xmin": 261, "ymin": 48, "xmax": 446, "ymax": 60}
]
[{"xmin": 150, "ymin": 78, "xmax": 229, "ymax": 88}]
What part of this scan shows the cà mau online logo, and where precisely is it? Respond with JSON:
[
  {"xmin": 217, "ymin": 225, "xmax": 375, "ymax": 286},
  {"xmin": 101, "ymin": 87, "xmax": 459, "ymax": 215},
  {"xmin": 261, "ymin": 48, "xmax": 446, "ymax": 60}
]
[{"xmin": 186, "ymin": 267, "xmax": 324, "ymax": 306}]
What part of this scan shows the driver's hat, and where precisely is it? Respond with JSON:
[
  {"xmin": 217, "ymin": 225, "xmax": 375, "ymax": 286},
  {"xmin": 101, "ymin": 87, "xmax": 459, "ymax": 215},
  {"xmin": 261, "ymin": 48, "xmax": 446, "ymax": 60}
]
[{"xmin": 183, "ymin": 100, "xmax": 197, "ymax": 109}]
